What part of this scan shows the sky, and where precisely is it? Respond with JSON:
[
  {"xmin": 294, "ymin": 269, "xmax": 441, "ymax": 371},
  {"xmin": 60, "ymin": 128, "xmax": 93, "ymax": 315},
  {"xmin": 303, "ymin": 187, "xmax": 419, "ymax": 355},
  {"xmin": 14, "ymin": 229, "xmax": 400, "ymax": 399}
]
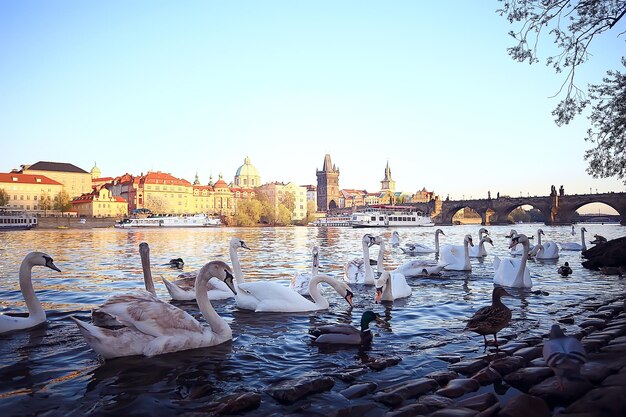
[{"xmin": 1, "ymin": 1, "xmax": 625, "ymax": 205}]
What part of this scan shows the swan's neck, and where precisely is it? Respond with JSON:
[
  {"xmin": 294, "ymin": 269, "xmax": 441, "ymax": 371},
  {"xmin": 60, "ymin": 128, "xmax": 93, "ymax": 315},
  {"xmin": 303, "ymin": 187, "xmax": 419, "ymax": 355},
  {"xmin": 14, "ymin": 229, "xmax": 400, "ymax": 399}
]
[
  {"xmin": 229, "ymin": 246, "xmax": 245, "ymax": 285},
  {"xmin": 515, "ymin": 242, "xmax": 529, "ymax": 284},
  {"xmin": 362, "ymin": 241, "xmax": 374, "ymax": 284},
  {"xmin": 19, "ymin": 259, "xmax": 45, "ymax": 322},
  {"xmin": 311, "ymin": 255, "xmax": 319, "ymax": 276},
  {"xmin": 537, "ymin": 231, "xmax": 542, "ymax": 246},
  {"xmin": 308, "ymin": 275, "xmax": 336, "ymax": 309},
  {"xmin": 581, "ymin": 230, "xmax": 586, "ymax": 250},
  {"xmin": 140, "ymin": 251, "xmax": 156, "ymax": 296},
  {"xmin": 435, "ymin": 232, "xmax": 441, "ymax": 254},
  {"xmin": 463, "ymin": 239, "xmax": 470, "ymax": 264},
  {"xmin": 196, "ymin": 276, "xmax": 230, "ymax": 337},
  {"xmin": 380, "ymin": 273, "xmax": 392, "ymax": 301},
  {"xmin": 376, "ymin": 241, "xmax": 385, "ymax": 274}
]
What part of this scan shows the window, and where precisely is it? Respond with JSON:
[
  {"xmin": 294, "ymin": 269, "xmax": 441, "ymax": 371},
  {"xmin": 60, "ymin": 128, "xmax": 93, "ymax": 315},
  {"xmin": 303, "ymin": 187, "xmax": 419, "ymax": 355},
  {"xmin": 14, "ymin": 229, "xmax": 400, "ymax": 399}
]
[{"xmin": 34, "ymin": 195, "xmax": 38, "ymax": 201}]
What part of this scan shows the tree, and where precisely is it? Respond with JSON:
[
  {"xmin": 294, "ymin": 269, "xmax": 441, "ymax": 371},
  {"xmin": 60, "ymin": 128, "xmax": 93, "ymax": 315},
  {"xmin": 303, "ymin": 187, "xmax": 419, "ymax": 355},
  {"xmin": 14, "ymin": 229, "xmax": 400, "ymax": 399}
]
[
  {"xmin": 301, "ymin": 200, "xmax": 317, "ymax": 225},
  {"xmin": 276, "ymin": 204, "xmax": 293, "ymax": 226},
  {"xmin": 40, "ymin": 192, "xmax": 53, "ymax": 215},
  {"xmin": 54, "ymin": 190, "xmax": 73, "ymax": 214},
  {"xmin": 497, "ymin": 1, "xmax": 626, "ymax": 182},
  {"xmin": 144, "ymin": 195, "xmax": 167, "ymax": 213},
  {"xmin": 233, "ymin": 199, "xmax": 263, "ymax": 226},
  {"xmin": 509, "ymin": 207, "xmax": 531, "ymax": 223},
  {"xmin": 280, "ymin": 191, "xmax": 295, "ymax": 212},
  {"xmin": 0, "ymin": 188, "xmax": 9, "ymax": 207}
]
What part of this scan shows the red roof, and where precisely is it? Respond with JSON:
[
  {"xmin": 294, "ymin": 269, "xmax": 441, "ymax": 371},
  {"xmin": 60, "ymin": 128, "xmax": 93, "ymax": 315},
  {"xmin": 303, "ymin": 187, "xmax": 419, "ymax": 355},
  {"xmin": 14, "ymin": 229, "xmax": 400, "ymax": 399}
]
[
  {"xmin": 0, "ymin": 172, "xmax": 62, "ymax": 185},
  {"xmin": 213, "ymin": 179, "xmax": 230, "ymax": 190},
  {"xmin": 72, "ymin": 193, "xmax": 127, "ymax": 204},
  {"xmin": 92, "ymin": 177, "xmax": 114, "ymax": 182},
  {"xmin": 139, "ymin": 171, "xmax": 191, "ymax": 187}
]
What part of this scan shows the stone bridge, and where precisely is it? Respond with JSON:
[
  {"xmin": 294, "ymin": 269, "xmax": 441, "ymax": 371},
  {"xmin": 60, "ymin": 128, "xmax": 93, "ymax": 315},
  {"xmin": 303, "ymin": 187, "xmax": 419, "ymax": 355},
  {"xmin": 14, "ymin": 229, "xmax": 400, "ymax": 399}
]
[{"xmin": 431, "ymin": 192, "xmax": 626, "ymax": 226}]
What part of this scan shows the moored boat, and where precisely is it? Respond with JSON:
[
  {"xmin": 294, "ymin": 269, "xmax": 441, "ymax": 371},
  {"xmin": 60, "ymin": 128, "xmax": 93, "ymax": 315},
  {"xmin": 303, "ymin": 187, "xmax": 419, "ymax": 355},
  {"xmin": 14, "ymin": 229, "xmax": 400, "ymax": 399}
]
[
  {"xmin": 351, "ymin": 205, "xmax": 434, "ymax": 228},
  {"xmin": 0, "ymin": 209, "xmax": 37, "ymax": 230},
  {"xmin": 114, "ymin": 213, "xmax": 220, "ymax": 228},
  {"xmin": 311, "ymin": 214, "xmax": 353, "ymax": 227}
]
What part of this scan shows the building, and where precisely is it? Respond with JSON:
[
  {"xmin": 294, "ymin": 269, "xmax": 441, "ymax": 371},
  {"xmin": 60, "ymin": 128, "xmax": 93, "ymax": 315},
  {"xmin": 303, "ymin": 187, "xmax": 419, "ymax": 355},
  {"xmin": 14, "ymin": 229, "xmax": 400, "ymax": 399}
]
[
  {"xmin": 213, "ymin": 175, "xmax": 235, "ymax": 215},
  {"xmin": 0, "ymin": 173, "xmax": 63, "ymax": 212},
  {"xmin": 316, "ymin": 154, "xmax": 340, "ymax": 211},
  {"xmin": 339, "ymin": 189, "xmax": 367, "ymax": 208},
  {"xmin": 71, "ymin": 186, "xmax": 128, "ymax": 218},
  {"xmin": 256, "ymin": 182, "xmax": 308, "ymax": 221},
  {"xmin": 303, "ymin": 184, "xmax": 317, "ymax": 212},
  {"xmin": 20, "ymin": 161, "xmax": 92, "ymax": 197},
  {"xmin": 380, "ymin": 160, "xmax": 396, "ymax": 194},
  {"xmin": 234, "ymin": 157, "xmax": 261, "ymax": 188},
  {"xmin": 133, "ymin": 171, "xmax": 194, "ymax": 214},
  {"xmin": 412, "ymin": 187, "xmax": 435, "ymax": 203}
]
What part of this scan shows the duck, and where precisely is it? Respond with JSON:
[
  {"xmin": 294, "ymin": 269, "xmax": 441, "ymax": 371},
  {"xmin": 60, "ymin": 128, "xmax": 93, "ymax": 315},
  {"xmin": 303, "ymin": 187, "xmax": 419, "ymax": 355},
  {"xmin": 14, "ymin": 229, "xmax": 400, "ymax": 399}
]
[
  {"xmin": 469, "ymin": 236, "xmax": 494, "ymax": 258},
  {"xmin": 560, "ymin": 227, "xmax": 588, "ymax": 251},
  {"xmin": 438, "ymin": 234, "xmax": 473, "ymax": 271},
  {"xmin": 310, "ymin": 310, "xmax": 381, "ymax": 345},
  {"xmin": 557, "ymin": 262, "xmax": 573, "ymax": 277},
  {"xmin": 401, "ymin": 229, "xmax": 445, "ymax": 255},
  {"xmin": 167, "ymin": 258, "xmax": 184, "ymax": 269},
  {"xmin": 543, "ymin": 324, "xmax": 586, "ymax": 389},
  {"xmin": 493, "ymin": 234, "xmax": 533, "ymax": 288},
  {"xmin": 388, "ymin": 231, "xmax": 400, "ymax": 247},
  {"xmin": 289, "ymin": 246, "xmax": 320, "ymax": 295},
  {"xmin": 0, "ymin": 252, "xmax": 62, "ymax": 334},
  {"xmin": 582, "ymin": 236, "xmax": 626, "ymax": 270},
  {"xmin": 344, "ymin": 234, "xmax": 380, "ymax": 285},
  {"xmin": 375, "ymin": 270, "xmax": 412, "ymax": 303},
  {"xmin": 71, "ymin": 260, "xmax": 237, "ymax": 359},
  {"xmin": 528, "ymin": 228, "xmax": 559, "ymax": 260},
  {"xmin": 236, "ymin": 274, "xmax": 354, "ymax": 312},
  {"xmin": 465, "ymin": 287, "xmax": 512, "ymax": 349},
  {"xmin": 589, "ymin": 234, "xmax": 607, "ymax": 245}
]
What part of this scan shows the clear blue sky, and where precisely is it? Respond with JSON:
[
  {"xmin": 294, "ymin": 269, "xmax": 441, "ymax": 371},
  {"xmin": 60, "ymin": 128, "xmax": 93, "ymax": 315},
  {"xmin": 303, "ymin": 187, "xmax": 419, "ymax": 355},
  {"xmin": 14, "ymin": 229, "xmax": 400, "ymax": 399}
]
[{"xmin": 2, "ymin": 1, "xmax": 625, "ymax": 203}]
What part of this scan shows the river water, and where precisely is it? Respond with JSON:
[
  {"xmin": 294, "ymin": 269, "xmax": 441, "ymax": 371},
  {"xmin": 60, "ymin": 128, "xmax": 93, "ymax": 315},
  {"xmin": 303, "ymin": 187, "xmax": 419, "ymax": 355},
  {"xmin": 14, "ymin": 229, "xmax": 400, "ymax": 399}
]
[{"xmin": 0, "ymin": 224, "xmax": 624, "ymax": 416}]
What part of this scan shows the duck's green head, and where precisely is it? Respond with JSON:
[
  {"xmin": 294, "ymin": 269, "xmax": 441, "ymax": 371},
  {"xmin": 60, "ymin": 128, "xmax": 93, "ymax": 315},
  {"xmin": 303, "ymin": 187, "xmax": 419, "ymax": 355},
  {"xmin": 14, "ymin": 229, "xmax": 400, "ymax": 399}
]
[{"xmin": 361, "ymin": 310, "xmax": 381, "ymax": 331}]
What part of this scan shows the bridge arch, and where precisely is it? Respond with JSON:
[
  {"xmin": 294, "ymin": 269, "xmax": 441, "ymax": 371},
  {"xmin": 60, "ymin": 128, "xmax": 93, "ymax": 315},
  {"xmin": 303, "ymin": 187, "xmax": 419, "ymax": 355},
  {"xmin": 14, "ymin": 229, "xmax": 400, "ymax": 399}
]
[{"xmin": 491, "ymin": 202, "xmax": 550, "ymax": 225}]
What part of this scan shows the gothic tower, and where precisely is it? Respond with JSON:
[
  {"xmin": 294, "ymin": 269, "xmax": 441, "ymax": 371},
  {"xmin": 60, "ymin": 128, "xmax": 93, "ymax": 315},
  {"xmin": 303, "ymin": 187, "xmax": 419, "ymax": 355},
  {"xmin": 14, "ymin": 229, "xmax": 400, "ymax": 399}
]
[
  {"xmin": 316, "ymin": 154, "xmax": 340, "ymax": 211},
  {"xmin": 380, "ymin": 160, "xmax": 395, "ymax": 193}
]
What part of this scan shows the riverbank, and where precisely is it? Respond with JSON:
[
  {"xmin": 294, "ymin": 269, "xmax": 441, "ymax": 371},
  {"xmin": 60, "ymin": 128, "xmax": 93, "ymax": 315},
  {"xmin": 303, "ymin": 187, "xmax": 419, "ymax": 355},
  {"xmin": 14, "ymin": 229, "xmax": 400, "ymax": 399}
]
[{"xmin": 35, "ymin": 217, "xmax": 117, "ymax": 229}]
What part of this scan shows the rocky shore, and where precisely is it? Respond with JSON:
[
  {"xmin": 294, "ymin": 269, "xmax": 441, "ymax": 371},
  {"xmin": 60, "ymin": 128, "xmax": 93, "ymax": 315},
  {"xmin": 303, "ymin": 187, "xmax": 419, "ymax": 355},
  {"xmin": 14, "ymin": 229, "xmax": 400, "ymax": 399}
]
[{"xmin": 184, "ymin": 294, "xmax": 626, "ymax": 417}]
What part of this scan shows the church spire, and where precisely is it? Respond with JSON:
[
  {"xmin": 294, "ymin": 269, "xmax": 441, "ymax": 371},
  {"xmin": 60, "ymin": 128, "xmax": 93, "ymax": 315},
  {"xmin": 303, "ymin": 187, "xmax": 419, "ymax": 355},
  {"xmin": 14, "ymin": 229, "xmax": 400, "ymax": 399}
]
[{"xmin": 384, "ymin": 160, "xmax": 392, "ymax": 181}]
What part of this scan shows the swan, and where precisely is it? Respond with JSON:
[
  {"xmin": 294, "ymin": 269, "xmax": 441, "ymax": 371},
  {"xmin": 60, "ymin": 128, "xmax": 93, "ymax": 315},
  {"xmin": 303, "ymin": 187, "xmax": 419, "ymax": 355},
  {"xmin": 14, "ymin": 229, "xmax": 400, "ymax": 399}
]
[
  {"xmin": 375, "ymin": 270, "xmax": 412, "ymax": 303},
  {"xmin": 310, "ymin": 311, "xmax": 381, "ymax": 345},
  {"xmin": 493, "ymin": 234, "xmax": 532, "ymax": 288},
  {"xmin": 401, "ymin": 229, "xmax": 445, "ymax": 255},
  {"xmin": 529, "ymin": 229, "xmax": 559, "ymax": 260},
  {"xmin": 71, "ymin": 260, "xmax": 237, "ymax": 359},
  {"xmin": 465, "ymin": 287, "xmax": 512, "ymax": 349},
  {"xmin": 438, "ymin": 234, "xmax": 473, "ymax": 271},
  {"xmin": 344, "ymin": 234, "xmax": 380, "ymax": 285},
  {"xmin": 469, "ymin": 236, "xmax": 493, "ymax": 258},
  {"xmin": 560, "ymin": 227, "xmax": 587, "ymax": 251},
  {"xmin": 508, "ymin": 229, "xmax": 535, "ymax": 255},
  {"xmin": 0, "ymin": 252, "xmax": 61, "ymax": 334},
  {"xmin": 236, "ymin": 274, "xmax": 354, "ymax": 312},
  {"xmin": 389, "ymin": 231, "xmax": 400, "ymax": 247},
  {"xmin": 289, "ymin": 246, "xmax": 320, "ymax": 295}
]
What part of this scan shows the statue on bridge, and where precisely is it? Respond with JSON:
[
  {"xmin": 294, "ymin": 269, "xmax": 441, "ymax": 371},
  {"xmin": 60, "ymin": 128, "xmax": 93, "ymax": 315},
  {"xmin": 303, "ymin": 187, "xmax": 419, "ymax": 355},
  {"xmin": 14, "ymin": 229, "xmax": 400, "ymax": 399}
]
[
  {"xmin": 559, "ymin": 185, "xmax": 564, "ymax": 196},
  {"xmin": 550, "ymin": 185, "xmax": 557, "ymax": 196}
]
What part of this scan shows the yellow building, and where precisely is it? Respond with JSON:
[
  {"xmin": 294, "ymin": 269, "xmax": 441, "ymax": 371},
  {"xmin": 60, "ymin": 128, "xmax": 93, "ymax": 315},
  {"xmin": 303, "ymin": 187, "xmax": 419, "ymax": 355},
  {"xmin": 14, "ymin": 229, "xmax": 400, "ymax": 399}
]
[
  {"xmin": 0, "ymin": 173, "xmax": 63, "ymax": 212},
  {"xmin": 135, "ymin": 171, "xmax": 194, "ymax": 214},
  {"xmin": 256, "ymin": 182, "xmax": 307, "ymax": 221},
  {"xmin": 212, "ymin": 175, "xmax": 235, "ymax": 215},
  {"xmin": 71, "ymin": 186, "xmax": 128, "ymax": 218},
  {"xmin": 20, "ymin": 161, "xmax": 92, "ymax": 198}
]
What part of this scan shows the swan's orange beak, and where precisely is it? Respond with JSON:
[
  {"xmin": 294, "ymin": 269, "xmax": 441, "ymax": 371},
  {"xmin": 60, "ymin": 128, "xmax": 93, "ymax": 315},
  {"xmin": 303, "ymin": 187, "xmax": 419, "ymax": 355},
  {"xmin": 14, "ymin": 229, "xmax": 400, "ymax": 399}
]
[
  {"xmin": 344, "ymin": 290, "xmax": 353, "ymax": 307},
  {"xmin": 375, "ymin": 287, "xmax": 383, "ymax": 304}
]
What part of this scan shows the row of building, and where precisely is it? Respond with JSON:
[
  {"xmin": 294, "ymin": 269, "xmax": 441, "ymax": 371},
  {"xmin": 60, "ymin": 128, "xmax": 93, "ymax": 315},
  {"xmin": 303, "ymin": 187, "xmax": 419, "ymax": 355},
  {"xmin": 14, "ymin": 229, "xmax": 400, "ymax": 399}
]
[{"xmin": 0, "ymin": 155, "xmax": 439, "ymax": 220}]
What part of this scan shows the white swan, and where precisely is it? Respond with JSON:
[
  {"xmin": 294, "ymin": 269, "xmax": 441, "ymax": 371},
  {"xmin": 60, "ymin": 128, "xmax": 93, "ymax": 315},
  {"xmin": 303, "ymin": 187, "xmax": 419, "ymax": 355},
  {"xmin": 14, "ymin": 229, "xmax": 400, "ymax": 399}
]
[
  {"xmin": 389, "ymin": 231, "xmax": 400, "ymax": 247},
  {"xmin": 0, "ymin": 252, "xmax": 61, "ymax": 334},
  {"xmin": 344, "ymin": 234, "xmax": 380, "ymax": 285},
  {"xmin": 401, "ymin": 229, "xmax": 445, "ymax": 255},
  {"xmin": 469, "ymin": 236, "xmax": 493, "ymax": 258},
  {"xmin": 529, "ymin": 229, "xmax": 559, "ymax": 260},
  {"xmin": 494, "ymin": 234, "xmax": 532, "ymax": 288},
  {"xmin": 560, "ymin": 227, "xmax": 587, "ymax": 251},
  {"xmin": 236, "ymin": 274, "xmax": 354, "ymax": 312},
  {"xmin": 71, "ymin": 261, "xmax": 237, "ymax": 359},
  {"xmin": 438, "ymin": 234, "xmax": 474, "ymax": 271},
  {"xmin": 375, "ymin": 270, "xmax": 412, "ymax": 303},
  {"xmin": 289, "ymin": 246, "xmax": 319, "ymax": 295}
]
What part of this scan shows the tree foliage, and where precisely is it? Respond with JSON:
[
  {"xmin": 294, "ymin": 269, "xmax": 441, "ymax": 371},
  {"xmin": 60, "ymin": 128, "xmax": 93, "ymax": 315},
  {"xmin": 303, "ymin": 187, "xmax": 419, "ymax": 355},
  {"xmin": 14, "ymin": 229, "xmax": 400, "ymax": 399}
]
[
  {"xmin": 234, "ymin": 199, "xmax": 263, "ymax": 226},
  {"xmin": 54, "ymin": 190, "xmax": 73, "ymax": 214},
  {"xmin": 144, "ymin": 195, "xmax": 167, "ymax": 213},
  {"xmin": 0, "ymin": 188, "xmax": 9, "ymax": 206},
  {"xmin": 40, "ymin": 192, "xmax": 53, "ymax": 213},
  {"xmin": 497, "ymin": 0, "xmax": 626, "ymax": 182},
  {"xmin": 280, "ymin": 191, "xmax": 295, "ymax": 212}
]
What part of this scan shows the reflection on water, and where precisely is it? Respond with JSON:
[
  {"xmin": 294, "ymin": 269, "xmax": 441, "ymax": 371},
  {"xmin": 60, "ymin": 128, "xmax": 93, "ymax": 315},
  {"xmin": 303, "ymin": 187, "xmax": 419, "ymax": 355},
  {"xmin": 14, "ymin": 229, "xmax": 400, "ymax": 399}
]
[{"xmin": 0, "ymin": 224, "xmax": 624, "ymax": 415}]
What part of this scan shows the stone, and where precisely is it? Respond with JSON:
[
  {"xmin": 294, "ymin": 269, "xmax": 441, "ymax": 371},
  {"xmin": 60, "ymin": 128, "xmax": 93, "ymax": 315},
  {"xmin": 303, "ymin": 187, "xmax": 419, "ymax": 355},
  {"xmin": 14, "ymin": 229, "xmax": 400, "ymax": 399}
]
[
  {"xmin": 334, "ymin": 366, "xmax": 368, "ymax": 382},
  {"xmin": 384, "ymin": 402, "xmax": 430, "ymax": 417},
  {"xmin": 497, "ymin": 342, "xmax": 528, "ymax": 355},
  {"xmin": 265, "ymin": 375, "xmax": 335, "ymax": 404},
  {"xmin": 497, "ymin": 393, "xmax": 549, "ymax": 417},
  {"xmin": 340, "ymin": 382, "xmax": 378, "ymax": 399},
  {"xmin": 418, "ymin": 394, "xmax": 454, "ymax": 409},
  {"xmin": 435, "ymin": 378, "xmax": 480, "ymax": 398},
  {"xmin": 529, "ymin": 376, "xmax": 593, "ymax": 406},
  {"xmin": 429, "ymin": 408, "xmax": 477, "ymax": 417},
  {"xmin": 518, "ymin": 336, "xmax": 543, "ymax": 346},
  {"xmin": 579, "ymin": 318, "xmax": 607, "ymax": 330},
  {"xmin": 330, "ymin": 402, "xmax": 384, "ymax": 417},
  {"xmin": 584, "ymin": 333, "xmax": 613, "ymax": 343},
  {"xmin": 581, "ymin": 339, "xmax": 605, "ymax": 353},
  {"xmin": 512, "ymin": 346, "xmax": 543, "ymax": 362},
  {"xmin": 475, "ymin": 403, "xmax": 499, "ymax": 417},
  {"xmin": 608, "ymin": 335, "xmax": 626, "ymax": 345},
  {"xmin": 580, "ymin": 362, "xmax": 612, "ymax": 384},
  {"xmin": 372, "ymin": 378, "xmax": 438, "ymax": 406},
  {"xmin": 454, "ymin": 392, "xmax": 498, "ymax": 411},
  {"xmin": 367, "ymin": 356, "xmax": 402, "ymax": 371},
  {"xmin": 449, "ymin": 359, "xmax": 489, "ymax": 376},
  {"xmin": 589, "ymin": 311, "xmax": 614, "ymax": 320},
  {"xmin": 600, "ymin": 342, "xmax": 626, "ymax": 353},
  {"xmin": 565, "ymin": 386, "xmax": 626, "ymax": 417},
  {"xmin": 435, "ymin": 354, "xmax": 464, "ymax": 363},
  {"xmin": 601, "ymin": 373, "xmax": 626, "ymax": 387},
  {"xmin": 503, "ymin": 367, "xmax": 554, "ymax": 392},
  {"xmin": 558, "ymin": 316, "xmax": 576, "ymax": 325},
  {"xmin": 528, "ymin": 357, "xmax": 546, "ymax": 367},
  {"xmin": 202, "ymin": 392, "xmax": 262, "ymax": 415},
  {"xmin": 425, "ymin": 370, "xmax": 458, "ymax": 386},
  {"xmin": 488, "ymin": 356, "xmax": 525, "ymax": 375},
  {"xmin": 471, "ymin": 366, "xmax": 502, "ymax": 386}
]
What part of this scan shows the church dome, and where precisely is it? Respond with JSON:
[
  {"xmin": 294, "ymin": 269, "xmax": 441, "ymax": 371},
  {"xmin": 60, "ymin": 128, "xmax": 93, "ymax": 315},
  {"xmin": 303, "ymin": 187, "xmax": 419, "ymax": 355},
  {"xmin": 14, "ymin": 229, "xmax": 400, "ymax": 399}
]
[
  {"xmin": 90, "ymin": 162, "xmax": 101, "ymax": 179},
  {"xmin": 234, "ymin": 157, "xmax": 261, "ymax": 188}
]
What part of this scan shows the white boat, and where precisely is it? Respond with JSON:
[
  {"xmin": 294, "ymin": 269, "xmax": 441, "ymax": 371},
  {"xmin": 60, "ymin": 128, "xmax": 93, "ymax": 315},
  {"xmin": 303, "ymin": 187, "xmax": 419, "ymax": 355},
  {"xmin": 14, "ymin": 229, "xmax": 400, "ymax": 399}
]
[
  {"xmin": 311, "ymin": 214, "xmax": 352, "ymax": 227},
  {"xmin": 115, "ymin": 214, "xmax": 220, "ymax": 228},
  {"xmin": 0, "ymin": 209, "xmax": 37, "ymax": 230},
  {"xmin": 351, "ymin": 205, "xmax": 434, "ymax": 228}
]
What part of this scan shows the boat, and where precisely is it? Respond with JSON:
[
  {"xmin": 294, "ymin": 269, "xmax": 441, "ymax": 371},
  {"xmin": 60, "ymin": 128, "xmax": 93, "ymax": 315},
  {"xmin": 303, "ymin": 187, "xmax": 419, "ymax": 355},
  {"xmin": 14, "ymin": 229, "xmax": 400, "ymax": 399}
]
[
  {"xmin": 114, "ymin": 213, "xmax": 221, "ymax": 228},
  {"xmin": 350, "ymin": 205, "xmax": 434, "ymax": 228},
  {"xmin": 0, "ymin": 209, "xmax": 37, "ymax": 230},
  {"xmin": 311, "ymin": 214, "xmax": 353, "ymax": 227}
]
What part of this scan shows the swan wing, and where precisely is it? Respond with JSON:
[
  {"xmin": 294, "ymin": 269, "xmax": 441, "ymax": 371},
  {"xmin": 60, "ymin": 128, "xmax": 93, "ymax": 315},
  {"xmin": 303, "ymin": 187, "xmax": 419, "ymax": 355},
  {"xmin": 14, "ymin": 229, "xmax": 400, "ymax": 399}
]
[
  {"xmin": 290, "ymin": 272, "xmax": 311, "ymax": 295},
  {"xmin": 344, "ymin": 258, "xmax": 366, "ymax": 283},
  {"xmin": 539, "ymin": 242, "xmax": 560, "ymax": 259},
  {"xmin": 237, "ymin": 282, "xmax": 317, "ymax": 312},
  {"xmin": 403, "ymin": 243, "xmax": 435, "ymax": 254},
  {"xmin": 390, "ymin": 272, "xmax": 412, "ymax": 299}
]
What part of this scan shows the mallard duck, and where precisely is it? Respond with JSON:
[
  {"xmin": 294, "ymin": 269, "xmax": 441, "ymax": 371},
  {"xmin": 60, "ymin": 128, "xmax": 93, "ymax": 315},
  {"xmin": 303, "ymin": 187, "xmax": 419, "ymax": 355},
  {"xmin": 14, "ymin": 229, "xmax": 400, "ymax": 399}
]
[
  {"xmin": 589, "ymin": 234, "xmax": 607, "ymax": 245},
  {"xmin": 543, "ymin": 324, "xmax": 586, "ymax": 390},
  {"xmin": 558, "ymin": 262, "xmax": 573, "ymax": 277},
  {"xmin": 167, "ymin": 258, "xmax": 184, "ymax": 269},
  {"xmin": 309, "ymin": 311, "xmax": 381, "ymax": 345},
  {"xmin": 465, "ymin": 287, "xmax": 512, "ymax": 349}
]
